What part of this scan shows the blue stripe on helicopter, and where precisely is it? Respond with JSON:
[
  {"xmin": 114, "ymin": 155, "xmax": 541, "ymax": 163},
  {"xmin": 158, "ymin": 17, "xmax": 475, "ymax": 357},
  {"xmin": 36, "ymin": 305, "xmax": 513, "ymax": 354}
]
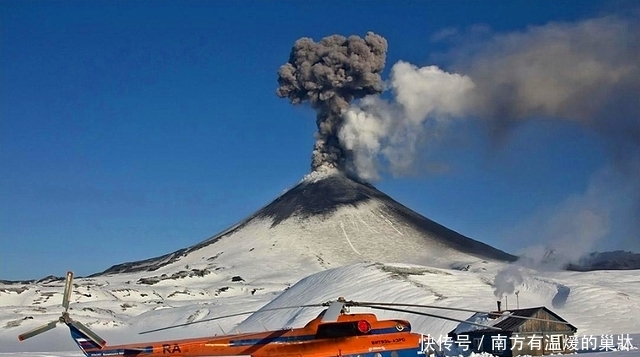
[{"xmin": 84, "ymin": 347, "xmax": 154, "ymax": 356}]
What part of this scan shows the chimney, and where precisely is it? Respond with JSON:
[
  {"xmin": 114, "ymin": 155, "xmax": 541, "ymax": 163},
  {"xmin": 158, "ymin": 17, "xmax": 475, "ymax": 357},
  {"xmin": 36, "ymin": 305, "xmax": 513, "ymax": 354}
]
[{"xmin": 496, "ymin": 300, "xmax": 502, "ymax": 312}]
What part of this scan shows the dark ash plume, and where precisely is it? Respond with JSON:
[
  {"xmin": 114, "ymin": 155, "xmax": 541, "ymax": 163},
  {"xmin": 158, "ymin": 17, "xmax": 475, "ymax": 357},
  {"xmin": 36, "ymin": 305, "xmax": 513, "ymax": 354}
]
[{"xmin": 277, "ymin": 32, "xmax": 388, "ymax": 173}]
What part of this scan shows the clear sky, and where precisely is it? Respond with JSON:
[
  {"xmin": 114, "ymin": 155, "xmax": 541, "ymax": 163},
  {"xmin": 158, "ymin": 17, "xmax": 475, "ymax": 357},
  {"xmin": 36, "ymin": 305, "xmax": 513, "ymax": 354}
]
[{"xmin": 1, "ymin": 1, "xmax": 638, "ymax": 280}]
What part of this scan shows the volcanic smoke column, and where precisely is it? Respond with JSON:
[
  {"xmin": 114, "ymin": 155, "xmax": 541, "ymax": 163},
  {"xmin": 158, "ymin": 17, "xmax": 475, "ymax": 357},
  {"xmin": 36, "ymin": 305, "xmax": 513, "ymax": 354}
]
[{"xmin": 277, "ymin": 32, "xmax": 388, "ymax": 174}]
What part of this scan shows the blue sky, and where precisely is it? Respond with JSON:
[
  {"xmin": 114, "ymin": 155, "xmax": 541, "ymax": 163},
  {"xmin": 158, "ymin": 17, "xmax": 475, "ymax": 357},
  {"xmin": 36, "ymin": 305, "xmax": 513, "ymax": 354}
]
[{"xmin": 1, "ymin": 1, "xmax": 638, "ymax": 280}]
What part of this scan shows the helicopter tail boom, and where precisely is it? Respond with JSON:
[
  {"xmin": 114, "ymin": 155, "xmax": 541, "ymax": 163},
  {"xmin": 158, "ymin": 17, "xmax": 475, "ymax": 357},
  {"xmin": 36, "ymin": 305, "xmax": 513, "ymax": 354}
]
[{"xmin": 68, "ymin": 321, "xmax": 107, "ymax": 355}]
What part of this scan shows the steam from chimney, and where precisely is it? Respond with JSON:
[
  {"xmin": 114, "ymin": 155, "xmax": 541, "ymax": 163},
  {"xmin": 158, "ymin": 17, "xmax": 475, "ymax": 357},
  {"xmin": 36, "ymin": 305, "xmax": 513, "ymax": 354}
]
[
  {"xmin": 277, "ymin": 32, "xmax": 388, "ymax": 174},
  {"xmin": 493, "ymin": 265, "xmax": 524, "ymax": 298}
]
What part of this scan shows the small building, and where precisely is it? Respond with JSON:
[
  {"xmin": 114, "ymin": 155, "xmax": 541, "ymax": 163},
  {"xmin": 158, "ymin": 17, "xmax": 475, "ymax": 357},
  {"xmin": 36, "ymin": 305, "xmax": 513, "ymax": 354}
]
[{"xmin": 449, "ymin": 306, "xmax": 577, "ymax": 356}]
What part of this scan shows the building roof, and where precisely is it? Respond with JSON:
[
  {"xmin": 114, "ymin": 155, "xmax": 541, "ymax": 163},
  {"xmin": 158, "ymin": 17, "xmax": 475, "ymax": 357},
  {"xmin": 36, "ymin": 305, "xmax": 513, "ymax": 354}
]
[{"xmin": 451, "ymin": 306, "xmax": 577, "ymax": 334}]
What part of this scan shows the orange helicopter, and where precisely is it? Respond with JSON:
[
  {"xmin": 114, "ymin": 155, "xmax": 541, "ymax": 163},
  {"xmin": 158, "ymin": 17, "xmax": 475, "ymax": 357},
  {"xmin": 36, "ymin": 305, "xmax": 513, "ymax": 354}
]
[{"xmin": 17, "ymin": 271, "xmax": 559, "ymax": 357}]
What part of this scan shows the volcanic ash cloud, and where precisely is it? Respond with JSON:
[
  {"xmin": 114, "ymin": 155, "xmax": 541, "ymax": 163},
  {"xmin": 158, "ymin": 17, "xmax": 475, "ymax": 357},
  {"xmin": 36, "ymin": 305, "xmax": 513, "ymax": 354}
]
[
  {"xmin": 277, "ymin": 16, "xmax": 638, "ymax": 182},
  {"xmin": 276, "ymin": 32, "xmax": 388, "ymax": 175}
]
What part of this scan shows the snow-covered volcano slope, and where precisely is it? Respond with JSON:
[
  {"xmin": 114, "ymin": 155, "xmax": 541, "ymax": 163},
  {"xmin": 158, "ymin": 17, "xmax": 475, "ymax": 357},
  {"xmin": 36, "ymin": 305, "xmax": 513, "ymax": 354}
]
[{"xmin": 97, "ymin": 170, "xmax": 515, "ymax": 281}]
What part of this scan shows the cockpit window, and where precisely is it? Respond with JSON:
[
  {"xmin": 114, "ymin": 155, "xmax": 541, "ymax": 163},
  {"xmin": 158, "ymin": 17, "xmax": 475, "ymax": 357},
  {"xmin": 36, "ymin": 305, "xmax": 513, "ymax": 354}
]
[{"xmin": 315, "ymin": 322, "xmax": 366, "ymax": 339}]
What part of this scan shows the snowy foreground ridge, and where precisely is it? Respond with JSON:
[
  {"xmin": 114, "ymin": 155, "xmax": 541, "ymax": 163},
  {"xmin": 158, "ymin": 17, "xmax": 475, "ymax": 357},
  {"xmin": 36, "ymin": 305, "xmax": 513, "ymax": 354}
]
[{"xmin": 0, "ymin": 262, "xmax": 639, "ymax": 355}]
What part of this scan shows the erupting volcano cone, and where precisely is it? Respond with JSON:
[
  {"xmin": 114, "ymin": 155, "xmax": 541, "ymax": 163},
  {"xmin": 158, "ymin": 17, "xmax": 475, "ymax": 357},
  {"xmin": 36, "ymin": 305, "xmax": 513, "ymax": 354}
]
[{"xmin": 99, "ymin": 170, "xmax": 515, "ymax": 278}]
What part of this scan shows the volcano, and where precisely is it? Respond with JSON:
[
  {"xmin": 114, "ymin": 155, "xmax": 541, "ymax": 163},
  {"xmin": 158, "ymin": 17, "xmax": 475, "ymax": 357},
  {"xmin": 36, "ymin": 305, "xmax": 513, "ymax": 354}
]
[
  {"xmin": 6, "ymin": 171, "xmax": 640, "ymax": 355},
  {"xmin": 98, "ymin": 170, "xmax": 515, "ymax": 279}
]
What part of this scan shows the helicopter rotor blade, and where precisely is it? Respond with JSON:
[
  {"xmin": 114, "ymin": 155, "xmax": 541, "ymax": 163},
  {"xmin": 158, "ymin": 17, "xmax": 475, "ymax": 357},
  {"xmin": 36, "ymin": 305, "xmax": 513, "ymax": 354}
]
[
  {"xmin": 349, "ymin": 301, "xmax": 483, "ymax": 314},
  {"xmin": 62, "ymin": 271, "xmax": 74, "ymax": 312},
  {"xmin": 321, "ymin": 300, "xmax": 345, "ymax": 322},
  {"xmin": 351, "ymin": 301, "xmax": 572, "ymax": 325},
  {"xmin": 139, "ymin": 303, "xmax": 328, "ymax": 335},
  {"xmin": 489, "ymin": 311, "xmax": 573, "ymax": 325},
  {"xmin": 18, "ymin": 320, "xmax": 59, "ymax": 341},
  {"xmin": 69, "ymin": 320, "xmax": 107, "ymax": 347},
  {"xmin": 363, "ymin": 305, "xmax": 501, "ymax": 331}
]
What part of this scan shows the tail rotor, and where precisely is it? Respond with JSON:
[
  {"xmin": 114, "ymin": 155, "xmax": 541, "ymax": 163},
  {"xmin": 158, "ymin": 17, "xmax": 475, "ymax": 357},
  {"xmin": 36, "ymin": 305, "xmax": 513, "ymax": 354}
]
[
  {"xmin": 17, "ymin": 320, "xmax": 59, "ymax": 341},
  {"xmin": 18, "ymin": 271, "xmax": 106, "ymax": 348}
]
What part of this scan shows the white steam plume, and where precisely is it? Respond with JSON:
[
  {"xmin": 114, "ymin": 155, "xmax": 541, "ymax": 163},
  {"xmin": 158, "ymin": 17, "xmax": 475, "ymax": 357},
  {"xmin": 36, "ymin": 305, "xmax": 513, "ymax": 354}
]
[
  {"xmin": 339, "ymin": 14, "xmax": 639, "ymax": 180},
  {"xmin": 341, "ymin": 62, "xmax": 474, "ymax": 180}
]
